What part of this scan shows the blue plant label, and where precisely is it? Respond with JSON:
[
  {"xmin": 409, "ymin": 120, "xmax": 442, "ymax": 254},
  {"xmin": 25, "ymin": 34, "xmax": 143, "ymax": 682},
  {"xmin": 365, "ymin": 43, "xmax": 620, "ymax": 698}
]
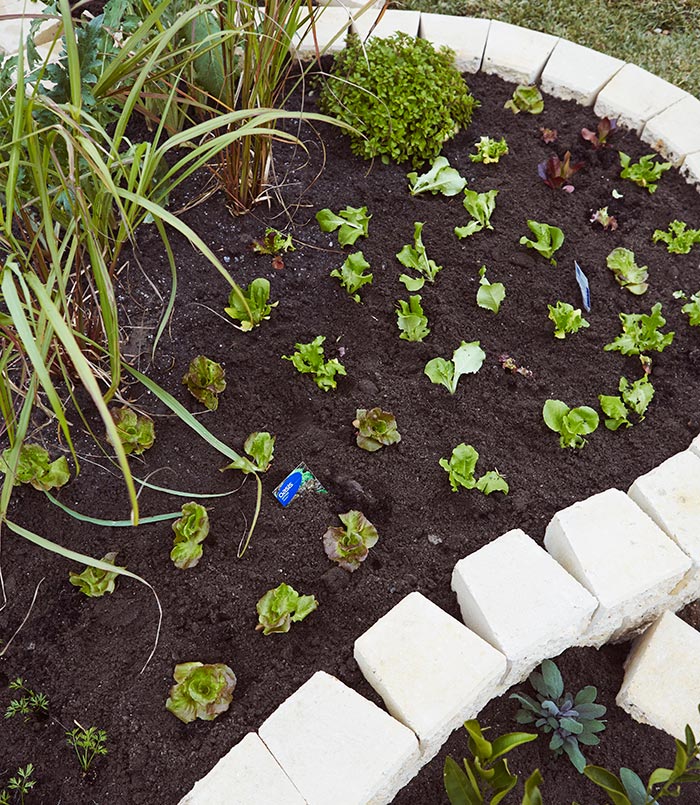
[
  {"xmin": 273, "ymin": 463, "xmax": 326, "ymax": 507},
  {"xmin": 575, "ymin": 261, "xmax": 591, "ymax": 312}
]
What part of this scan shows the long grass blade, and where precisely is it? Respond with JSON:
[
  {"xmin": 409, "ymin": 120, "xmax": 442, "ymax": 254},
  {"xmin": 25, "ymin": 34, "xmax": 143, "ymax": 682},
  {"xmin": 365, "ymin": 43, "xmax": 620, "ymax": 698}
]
[{"xmin": 44, "ymin": 492, "xmax": 182, "ymax": 527}]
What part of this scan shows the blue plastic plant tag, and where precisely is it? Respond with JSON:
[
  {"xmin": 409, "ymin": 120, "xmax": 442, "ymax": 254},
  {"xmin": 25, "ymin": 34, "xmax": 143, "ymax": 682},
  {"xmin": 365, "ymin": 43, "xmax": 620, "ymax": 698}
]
[
  {"xmin": 273, "ymin": 463, "xmax": 326, "ymax": 507},
  {"xmin": 575, "ymin": 261, "xmax": 591, "ymax": 312}
]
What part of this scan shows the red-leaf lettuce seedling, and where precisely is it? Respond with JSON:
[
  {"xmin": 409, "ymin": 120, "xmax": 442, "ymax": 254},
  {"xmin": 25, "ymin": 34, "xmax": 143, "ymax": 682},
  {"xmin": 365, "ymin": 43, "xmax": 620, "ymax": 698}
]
[
  {"xmin": 439, "ymin": 443, "xmax": 508, "ymax": 495},
  {"xmin": 540, "ymin": 127, "xmax": 558, "ymax": 143},
  {"xmin": 323, "ymin": 510, "xmax": 379, "ymax": 571},
  {"xmin": 182, "ymin": 355, "xmax": 226, "ymax": 411},
  {"xmin": 407, "ymin": 156, "xmax": 466, "ymax": 196},
  {"xmin": 316, "ymin": 205, "xmax": 371, "ymax": 247},
  {"xmin": 225, "ymin": 277, "xmax": 277, "ymax": 331},
  {"xmin": 619, "ymin": 152, "xmax": 671, "ymax": 193},
  {"xmin": 330, "ymin": 252, "xmax": 373, "ymax": 303},
  {"xmin": 396, "ymin": 295, "xmax": 430, "ymax": 342},
  {"xmin": 538, "ymin": 151, "xmax": 585, "ymax": 192},
  {"xmin": 0, "ymin": 444, "xmax": 70, "ymax": 490},
  {"xmin": 590, "ymin": 206, "xmax": 618, "ymax": 230},
  {"xmin": 543, "ymin": 400, "xmax": 599, "ymax": 449},
  {"xmin": 519, "ymin": 220, "xmax": 564, "ymax": 265},
  {"xmin": 454, "ymin": 189, "xmax": 498, "ymax": 239},
  {"xmin": 425, "ymin": 341, "xmax": 485, "ymax": 394},
  {"xmin": 548, "ymin": 301, "xmax": 590, "ymax": 339},
  {"xmin": 504, "ymin": 85, "xmax": 544, "ymax": 114},
  {"xmin": 353, "ymin": 408, "xmax": 401, "ymax": 452},
  {"xmin": 397, "ymin": 222, "xmax": 442, "ymax": 290},
  {"xmin": 606, "ymin": 248, "xmax": 649, "ymax": 295},
  {"xmin": 652, "ymin": 220, "xmax": 700, "ymax": 254},
  {"xmin": 165, "ymin": 662, "xmax": 236, "ymax": 723},
  {"xmin": 110, "ymin": 406, "xmax": 155, "ymax": 456},
  {"xmin": 69, "ymin": 552, "xmax": 123, "ymax": 597},
  {"xmin": 282, "ymin": 336, "xmax": 346, "ymax": 391},
  {"xmin": 477, "ymin": 265, "xmax": 506, "ymax": 313},
  {"xmin": 580, "ymin": 116, "xmax": 617, "ymax": 148},
  {"xmin": 255, "ymin": 583, "xmax": 318, "ymax": 635},
  {"xmin": 171, "ymin": 502, "xmax": 210, "ymax": 569},
  {"xmin": 470, "ymin": 136, "xmax": 509, "ymax": 164},
  {"xmin": 252, "ymin": 227, "xmax": 294, "ymax": 261},
  {"xmin": 604, "ymin": 303, "xmax": 674, "ymax": 356}
]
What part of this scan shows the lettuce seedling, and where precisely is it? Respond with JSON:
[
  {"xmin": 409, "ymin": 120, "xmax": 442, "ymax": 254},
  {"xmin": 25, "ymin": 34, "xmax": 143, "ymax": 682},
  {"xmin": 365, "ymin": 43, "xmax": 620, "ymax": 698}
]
[
  {"xmin": 69, "ymin": 552, "xmax": 123, "ymax": 597},
  {"xmin": 519, "ymin": 220, "xmax": 565, "ymax": 265},
  {"xmin": 543, "ymin": 399, "xmax": 599, "ymax": 448},
  {"xmin": 504, "ymin": 84, "xmax": 544, "ymax": 114},
  {"xmin": 223, "ymin": 431, "xmax": 275, "ymax": 475},
  {"xmin": 225, "ymin": 277, "xmax": 277, "ymax": 331},
  {"xmin": 540, "ymin": 127, "xmax": 558, "ymax": 143},
  {"xmin": 425, "ymin": 341, "xmax": 485, "ymax": 394},
  {"xmin": 171, "ymin": 502, "xmax": 209, "ymax": 569},
  {"xmin": 323, "ymin": 510, "xmax": 379, "ymax": 571},
  {"xmin": 604, "ymin": 303, "xmax": 674, "ymax": 356},
  {"xmin": 0, "ymin": 444, "xmax": 70, "ymax": 491},
  {"xmin": 252, "ymin": 228, "xmax": 294, "ymax": 256},
  {"xmin": 548, "ymin": 301, "xmax": 590, "ymax": 339},
  {"xmin": 182, "ymin": 355, "xmax": 226, "ymax": 411},
  {"xmin": 439, "ymin": 443, "xmax": 509, "ymax": 495},
  {"xmin": 110, "ymin": 406, "xmax": 155, "ymax": 456},
  {"xmin": 396, "ymin": 295, "xmax": 430, "ymax": 342},
  {"xmin": 476, "ymin": 265, "xmax": 505, "ymax": 313},
  {"xmin": 454, "ymin": 189, "xmax": 498, "ymax": 239},
  {"xmin": 652, "ymin": 220, "xmax": 700, "ymax": 254},
  {"xmin": 599, "ymin": 375, "xmax": 654, "ymax": 430},
  {"xmin": 470, "ymin": 136, "xmax": 509, "ymax": 164},
  {"xmin": 606, "ymin": 247, "xmax": 649, "ymax": 295},
  {"xmin": 397, "ymin": 221, "xmax": 442, "ymax": 290},
  {"xmin": 619, "ymin": 152, "xmax": 671, "ymax": 193},
  {"xmin": 282, "ymin": 336, "xmax": 347, "ymax": 391},
  {"xmin": 165, "ymin": 662, "xmax": 236, "ymax": 723},
  {"xmin": 538, "ymin": 151, "xmax": 585, "ymax": 192},
  {"xmin": 680, "ymin": 291, "xmax": 700, "ymax": 325},
  {"xmin": 316, "ymin": 205, "xmax": 371, "ymax": 247},
  {"xmin": 255, "ymin": 583, "xmax": 318, "ymax": 635},
  {"xmin": 407, "ymin": 156, "xmax": 466, "ymax": 196},
  {"xmin": 498, "ymin": 354, "xmax": 533, "ymax": 378},
  {"xmin": 590, "ymin": 206, "xmax": 618, "ymax": 230},
  {"xmin": 353, "ymin": 408, "xmax": 401, "ymax": 452},
  {"xmin": 580, "ymin": 116, "xmax": 617, "ymax": 148},
  {"xmin": 330, "ymin": 251, "xmax": 373, "ymax": 302}
]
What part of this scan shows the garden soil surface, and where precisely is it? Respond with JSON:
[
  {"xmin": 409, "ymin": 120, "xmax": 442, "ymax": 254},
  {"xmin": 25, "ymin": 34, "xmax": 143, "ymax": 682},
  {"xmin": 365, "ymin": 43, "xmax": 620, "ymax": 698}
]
[{"xmin": 2, "ymin": 66, "xmax": 700, "ymax": 804}]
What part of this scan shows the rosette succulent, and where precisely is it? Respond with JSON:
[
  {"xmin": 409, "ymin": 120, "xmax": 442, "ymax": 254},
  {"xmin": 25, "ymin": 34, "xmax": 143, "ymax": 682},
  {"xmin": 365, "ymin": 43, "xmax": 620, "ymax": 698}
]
[
  {"xmin": 165, "ymin": 662, "xmax": 236, "ymax": 724},
  {"xmin": 323, "ymin": 510, "xmax": 379, "ymax": 572},
  {"xmin": 353, "ymin": 408, "xmax": 401, "ymax": 452}
]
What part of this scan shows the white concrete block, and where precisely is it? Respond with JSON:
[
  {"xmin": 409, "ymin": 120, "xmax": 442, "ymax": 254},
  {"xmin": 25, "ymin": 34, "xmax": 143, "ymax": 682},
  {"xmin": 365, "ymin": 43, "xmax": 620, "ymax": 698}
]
[
  {"xmin": 681, "ymin": 151, "xmax": 700, "ymax": 191},
  {"xmin": 419, "ymin": 13, "xmax": 490, "ymax": 74},
  {"xmin": 354, "ymin": 592, "xmax": 506, "ymax": 762},
  {"xmin": 545, "ymin": 488, "xmax": 692, "ymax": 646},
  {"xmin": 0, "ymin": 0, "xmax": 55, "ymax": 57},
  {"xmin": 179, "ymin": 733, "xmax": 306, "ymax": 805},
  {"xmin": 259, "ymin": 671, "xmax": 421, "ymax": 805},
  {"xmin": 452, "ymin": 529, "xmax": 598, "ymax": 688},
  {"xmin": 641, "ymin": 95, "xmax": 700, "ymax": 166},
  {"xmin": 692, "ymin": 433, "xmax": 700, "ymax": 457},
  {"xmin": 617, "ymin": 611, "xmax": 700, "ymax": 740},
  {"xmin": 594, "ymin": 63, "xmax": 687, "ymax": 134},
  {"xmin": 351, "ymin": 8, "xmax": 420, "ymax": 42},
  {"xmin": 540, "ymin": 38, "xmax": 624, "ymax": 106},
  {"xmin": 293, "ymin": 6, "xmax": 352, "ymax": 58},
  {"xmin": 481, "ymin": 20, "xmax": 558, "ymax": 85}
]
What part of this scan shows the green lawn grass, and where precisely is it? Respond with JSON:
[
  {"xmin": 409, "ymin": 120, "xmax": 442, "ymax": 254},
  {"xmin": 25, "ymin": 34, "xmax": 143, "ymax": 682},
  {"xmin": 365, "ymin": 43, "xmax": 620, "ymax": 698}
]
[{"xmin": 394, "ymin": 0, "xmax": 700, "ymax": 98}]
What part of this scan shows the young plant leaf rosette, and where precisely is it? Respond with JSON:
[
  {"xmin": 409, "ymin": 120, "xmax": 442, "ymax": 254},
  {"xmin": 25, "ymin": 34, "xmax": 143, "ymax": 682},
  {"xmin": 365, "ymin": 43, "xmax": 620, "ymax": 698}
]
[
  {"xmin": 0, "ymin": 444, "xmax": 70, "ymax": 491},
  {"xmin": 439, "ymin": 443, "xmax": 509, "ymax": 495},
  {"xmin": 109, "ymin": 406, "xmax": 155, "ymax": 456},
  {"xmin": 543, "ymin": 399, "xmax": 599, "ymax": 449},
  {"xmin": 425, "ymin": 341, "xmax": 486, "ymax": 394},
  {"xmin": 407, "ymin": 156, "xmax": 466, "ymax": 196},
  {"xmin": 165, "ymin": 662, "xmax": 236, "ymax": 724},
  {"xmin": 69, "ymin": 552, "xmax": 124, "ymax": 597},
  {"xmin": 170, "ymin": 502, "xmax": 210, "ymax": 569},
  {"xmin": 282, "ymin": 336, "xmax": 346, "ymax": 391},
  {"xmin": 224, "ymin": 277, "xmax": 277, "ymax": 331},
  {"xmin": 256, "ymin": 583, "xmax": 318, "ymax": 635},
  {"xmin": 520, "ymin": 220, "xmax": 565, "ymax": 266},
  {"xmin": 323, "ymin": 510, "xmax": 379, "ymax": 572},
  {"xmin": 353, "ymin": 408, "xmax": 401, "ymax": 452},
  {"xmin": 182, "ymin": 355, "xmax": 226, "ymax": 411}
]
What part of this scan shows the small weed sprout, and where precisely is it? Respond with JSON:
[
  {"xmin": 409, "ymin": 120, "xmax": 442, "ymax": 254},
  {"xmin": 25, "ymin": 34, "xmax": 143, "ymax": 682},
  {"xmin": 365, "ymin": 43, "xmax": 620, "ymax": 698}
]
[
  {"xmin": 1, "ymin": 764, "xmax": 36, "ymax": 805},
  {"xmin": 66, "ymin": 723, "xmax": 108, "ymax": 775},
  {"xmin": 5, "ymin": 679, "xmax": 48, "ymax": 721}
]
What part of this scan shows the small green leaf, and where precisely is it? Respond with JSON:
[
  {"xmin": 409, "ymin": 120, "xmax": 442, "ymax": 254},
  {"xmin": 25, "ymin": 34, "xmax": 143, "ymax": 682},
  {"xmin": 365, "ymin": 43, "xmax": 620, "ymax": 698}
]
[{"xmin": 407, "ymin": 156, "xmax": 466, "ymax": 196}]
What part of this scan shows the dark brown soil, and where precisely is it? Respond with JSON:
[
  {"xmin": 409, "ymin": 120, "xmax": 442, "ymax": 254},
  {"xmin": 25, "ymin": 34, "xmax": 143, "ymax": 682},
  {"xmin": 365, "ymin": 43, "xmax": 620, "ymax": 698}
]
[{"xmin": 2, "ymin": 68, "xmax": 700, "ymax": 804}]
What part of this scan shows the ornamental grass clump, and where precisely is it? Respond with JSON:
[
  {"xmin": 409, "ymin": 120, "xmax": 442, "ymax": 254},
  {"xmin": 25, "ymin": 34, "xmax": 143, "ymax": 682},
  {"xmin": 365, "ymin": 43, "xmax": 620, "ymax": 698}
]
[
  {"xmin": 320, "ymin": 33, "xmax": 478, "ymax": 167},
  {"xmin": 165, "ymin": 662, "xmax": 236, "ymax": 724},
  {"xmin": 323, "ymin": 510, "xmax": 378, "ymax": 572}
]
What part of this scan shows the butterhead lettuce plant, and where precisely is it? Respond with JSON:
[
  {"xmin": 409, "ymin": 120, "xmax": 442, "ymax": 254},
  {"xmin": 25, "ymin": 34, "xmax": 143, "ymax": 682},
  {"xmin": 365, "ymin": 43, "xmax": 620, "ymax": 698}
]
[
  {"xmin": 353, "ymin": 408, "xmax": 401, "ymax": 452},
  {"xmin": 0, "ymin": 444, "xmax": 69, "ymax": 491},
  {"xmin": 165, "ymin": 662, "xmax": 236, "ymax": 724},
  {"xmin": 543, "ymin": 400, "xmax": 599, "ymax": 449},
  {"xmin": 283, "ymin": 336, "xmax": 346, "ymax": 391},
  {"xmin": 182, "ymin": 355, "xmax": 226, "ymax": 411},
  {"xmin": 606, "ymin": 248, "xmax": 649, "ymax": 295},
  {"xmin": 323, "ymin": 510, "xmax": 379, "ymax": 572},
  {"xmin": 171, "ymin": 502, "xmax": 210, "ymax": 570},
  {"xmin": 504, "ymin": 85, "xmax": 544, "ymax": 114},
  {"xmin": 110, "ymin": 407, "xmax": 155, "ymax": 456},
  {"xmin": 396, "ymin": 295, "xmax": 430, "ymax": 342},
  {"xmin": 69, "ymin": 552, "xmax": 123, "ymax": 597},
  {"xmin": 225, "ymin": 278, "xmax": 277, "ymax": 331},
  {"xmin": 256, "ymin": 583, "xmax": 318, "ymax": 635}
]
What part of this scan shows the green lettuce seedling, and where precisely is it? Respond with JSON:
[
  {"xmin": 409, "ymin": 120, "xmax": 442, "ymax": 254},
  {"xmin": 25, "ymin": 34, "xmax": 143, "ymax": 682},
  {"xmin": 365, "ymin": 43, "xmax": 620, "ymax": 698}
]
[
  {"xmin": 604, "ymin": 303, "xmax": 674, "ymax": 356},
  {"xmin": 543, "ymin": 399, "xmax": 599, "ymax": 449},
  {"xmin": 439, "ymin": 443, "xmax": 508, "ymax": 495},
  {"xmin": 520, "ymin": 220, "xmax": 565, "ymax": 265},
  {"xmin": 470, "ymin": 136, "xmax": 509, "ymax": 164},
  {"xmin": 652, "ymin": 220, "xmax": 700, "ymax": 254},
  {"xmin": 110, "ymin": 406, "xmax": 155, "ymax": 456},
  {"xmin": 599, "ymin": 376, "xmax": 654, "ymax": 431},
  {"xmin": 316, "ymin": 205, "xmax": 371, "ymax": 247},
  {"xmin": 225, "ymin": 277, "xmax": 277, "ymax": 331},
  {"xmin": 476, "ymin": 266, "xmax": 505, "ymax": 313},
  {"xmin": 0, "ymin": 444, "xmax": 70, "ymax": 491},
  {"xmin": 255, "ymin": 583, "xmax": 318, "ymax": 635},
  {"xmin": 454, "ymin": 189, "xmax": 498, "ymax": 239},
  {"xmin": 165, "ymin": 662, "xmax": 236, "ymax": 723},
  {"xmin": 222, "ymin": 431, "xmax": 275, "ymax": 476},
  {"xmin": 396, "ymin": 295, "xmax": 430, "ymax": 342},
  {"xmin": 283, "ymin": 336, "xmax": 346, "ymax": 391},
  {"xmin": 323, "ymin": 510, "xmax": 379, "ymax": 571},
  {"xmin": 397, "ymin": 222, "xmax": 442, "ymax": 290},
  {"xmin": 69, "ymin": 552, "xmax": 124, "ymax": 597},
  {"xmin": 678, "ymin": 291, "xmax": 700, "ymax": 325},
  {"xmin": 606, "ymin": 247, "xmax": 649, "ymax": 295},
  {"xmin": 504, "ymin": 84, "xmax": 544, "ymax": 114},
  {"xmin": 252, "ymin": 228, "xmax": 294, "ymax": 256},
  {"xmin": 171, "ymin": 502, "xmax": 210, "ymax": 569},
  {"xmin": 330, "ymin": 252, "xmax": 373, "ymax": 303},
  {"xmin": 353, "ymin": 408, "xmax": 401, "ymax": 452},
  {"xmin": 548, "ymin": 301, "xmax": 590, "ymax": 339},
  {"xmin": 407, "ymin": 156, "xmax": 466, "ymax": 196},
  {"xmin": 182, "ymin": 355, "xmax": 226, "ymax": 411},
  {"xmin": 619, "ymin": 152, "xmax": 671, "ymax": 193},
  {"xmin": 425, "ymin": 341, "xmax": 485, "ymax": 394}
]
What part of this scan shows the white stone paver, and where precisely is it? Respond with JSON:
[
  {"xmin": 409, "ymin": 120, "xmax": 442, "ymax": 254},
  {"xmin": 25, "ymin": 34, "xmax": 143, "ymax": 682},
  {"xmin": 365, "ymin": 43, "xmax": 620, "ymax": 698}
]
[
  {"xmin": 452, "ymin": 529, "xmax": 598, "ymax": 688},
  {"xmin": 594, "ymin": 63, "xmax": 687, "ymax": 134},
  {"xmin": 540, "ymin": 39, "xmax": 624, "ymax": 106},
  {"xmin": 681, "ymin": 151, "xmax": 700, "ymax": 190},
  {"xmin": 293, "ymin": 6, "xmax": 352, "ymax": 58},
  {"xmin": 258, "ymin": 671, "xmax": 421, "ymax": 805},
  {"xmin": 0, "ymin": 0, "xmax": 53, "ymax": 57},
  {"xmin": 354, "ymin": 592, "xmax": 506, "ymax": 762},
  {"xmin": 481, "ymin": 20, "xmax": 558, "ymax": 85},
  {"xmin": 544, "ymin": 489, "xmax": 692, "ymax": 646},
  {"xmin": 350, "ymin": 8, "xmax": 420, "ymax": 41},
  {"xmin": 692, "ymin": 434, "xmax": 700, "ymax": 457},
  {"xmin": 178, "ymin": 733, "xmax": 306, "ymax": 805},
  {"xmin": 617, "ymin": 611, "xmax": 700, "ymax": 740},
  {"xmin": 641, "ymin": 94, "xmax": 700, "ymax": 165},
  {"xmin": 418, "ymin": 14, "xmax": 490, "ymax": 73}
]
